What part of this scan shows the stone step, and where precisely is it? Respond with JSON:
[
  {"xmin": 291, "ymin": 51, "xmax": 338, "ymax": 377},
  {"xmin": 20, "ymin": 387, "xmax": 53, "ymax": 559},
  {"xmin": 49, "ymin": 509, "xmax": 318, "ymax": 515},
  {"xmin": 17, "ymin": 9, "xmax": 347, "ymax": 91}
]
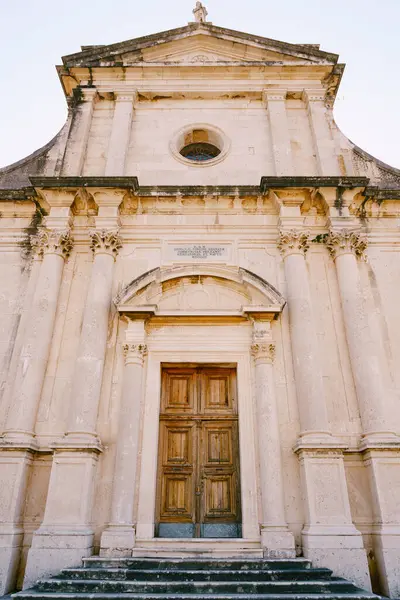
[
  {"xmin": 60, "ymin": 567, "xmax": 333, "ymax": 582},
  {"xmin": 35, "ymin": 579, "xmax": 360, "ymax": 594},
  {"xmin": 82, "ymin": 557, "xmax": 312, "ymax": 571},
  {"xmin": 12, "ymin": 593, "xmax": 380, "ymax": 600}
]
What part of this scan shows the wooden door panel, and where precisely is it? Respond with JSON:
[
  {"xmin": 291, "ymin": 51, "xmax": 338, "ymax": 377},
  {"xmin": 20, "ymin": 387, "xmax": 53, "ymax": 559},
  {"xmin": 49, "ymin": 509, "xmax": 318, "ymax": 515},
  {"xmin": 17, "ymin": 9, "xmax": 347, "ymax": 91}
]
[
  {"xmin": 203, "ymin": 474, "xmax": 237, "ymax": 520},
  {"xmin": 203, "ymin": 424, "xmax": 234, "ymax": 465},
  {"xmin": 164, "ymin": 426, "xmax": 192, "ymax": 465},
  {"xmin": 160, "ymin": 474, "xmax": 193, "ymax": 521},
  {"xmin": 199, "ymin": 369, "xmax": 237, "ymax": 415},
  {"xmin": 161, "ymin": 368, "xmax": 196, "ymax": 414}
]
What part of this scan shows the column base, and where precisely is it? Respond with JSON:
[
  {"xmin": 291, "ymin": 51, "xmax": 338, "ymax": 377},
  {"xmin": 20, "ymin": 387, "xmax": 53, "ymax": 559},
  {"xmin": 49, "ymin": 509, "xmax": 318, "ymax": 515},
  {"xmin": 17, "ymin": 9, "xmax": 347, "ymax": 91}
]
[
  {"xmin": 100, "ymin": 525, "xmax": 135, "ymax": 557},
  {"xmin": 260, "ymin": 526, "xmax": 296, "ymax": 558},
  {"xmin": 24, "ymin": 529, "xmax": 94, "ymax": 589},
  {"xmin": 302, "ymin": 528, "xmax": 371, "ymax": 591},
  {"xmin": 372, "ymin": 528, "xmax": 400, "ymax": 597},
  {"xmin": 0, "ymin": 529, "xmax": 24, "ymax": 595}
]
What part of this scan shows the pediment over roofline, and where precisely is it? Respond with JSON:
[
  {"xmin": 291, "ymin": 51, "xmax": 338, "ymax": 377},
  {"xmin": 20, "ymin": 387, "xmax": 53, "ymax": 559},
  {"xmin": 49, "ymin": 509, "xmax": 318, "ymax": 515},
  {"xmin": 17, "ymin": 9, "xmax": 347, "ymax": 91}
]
[
  {"xmin": 62, "ymin": 22, "xmax": 339, "ymax": 69},
  {"xmin": 115, "ymin": 265, "xmax": 285, "ymax": 319}
]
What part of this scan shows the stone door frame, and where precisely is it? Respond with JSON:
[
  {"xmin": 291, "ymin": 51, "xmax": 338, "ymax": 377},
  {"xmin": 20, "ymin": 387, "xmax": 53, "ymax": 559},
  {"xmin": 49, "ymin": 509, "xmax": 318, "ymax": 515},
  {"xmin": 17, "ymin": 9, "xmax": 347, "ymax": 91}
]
[{"xmin": 135, "ymin": 338, "xmax": 260, "ymax": 541}]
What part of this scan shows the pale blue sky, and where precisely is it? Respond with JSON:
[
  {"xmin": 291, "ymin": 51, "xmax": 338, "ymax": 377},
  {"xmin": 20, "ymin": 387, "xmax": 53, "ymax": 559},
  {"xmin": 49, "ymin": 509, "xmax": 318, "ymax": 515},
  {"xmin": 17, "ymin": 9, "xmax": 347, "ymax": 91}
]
[{"xmin": 0, "ymin": 0, "xmax": 399, "ymax": 169}]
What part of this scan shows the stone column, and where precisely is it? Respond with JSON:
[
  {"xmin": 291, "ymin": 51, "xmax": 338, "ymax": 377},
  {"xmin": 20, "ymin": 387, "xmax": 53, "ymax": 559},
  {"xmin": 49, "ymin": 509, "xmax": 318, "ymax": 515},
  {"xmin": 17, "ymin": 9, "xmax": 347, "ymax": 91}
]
[
  {"xmin": 303, "ymin": 89, "xmax": 339, "ymax": 175},
  {"xmin": 24, "ymin": 229, "xmax": 122, "ymax": 588},
  {"xmin": 263, "ymin": 89, "xmax": 293, "ymax": 176},
  {"xmin": 326, "ymin": 228, "xmax": 400, "ymax": 597},
  {"xmin": 0, "ymin": 229, "xmax": 72, "ymax": 595},
  {"xmin": 278, "ymin": 229, "xmax": 330, "ymax": 441},
  {"xmin": 65, "ymin": 229, "xmax": 122, "ymax": 442},
  {"xmin": 62, "ymin": 87, "xmax": 97, "ymax": 176},
  {"xmin": 251, "ymin": 321, "xmax": 295, "ymax": 557},
  {"xmin": 278, "ymin": 229, "xmax": 370, "ymax": 590},
  {"xmin": 101, "ymin": 320, "xmax": 147, "ymax": 555},
  {"xmin": 105, "ymin": 91, "xmax": 136, "ymax": 176}
]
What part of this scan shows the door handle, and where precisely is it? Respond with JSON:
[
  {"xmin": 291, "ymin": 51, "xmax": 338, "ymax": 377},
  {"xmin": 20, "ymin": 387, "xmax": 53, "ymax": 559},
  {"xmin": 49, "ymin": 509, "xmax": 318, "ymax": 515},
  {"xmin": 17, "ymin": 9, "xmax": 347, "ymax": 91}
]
[{"xmin": 195, "ymin": 486, "xmax": 202, "ymax": 496}]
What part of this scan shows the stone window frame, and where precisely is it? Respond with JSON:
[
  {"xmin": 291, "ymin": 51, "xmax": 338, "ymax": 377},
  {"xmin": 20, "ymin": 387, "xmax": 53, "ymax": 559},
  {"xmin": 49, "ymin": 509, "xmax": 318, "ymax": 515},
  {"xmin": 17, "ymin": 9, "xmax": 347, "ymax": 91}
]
[{"xmin": 170, "ymin": 123, "xmax": 231, "ymax": 167}]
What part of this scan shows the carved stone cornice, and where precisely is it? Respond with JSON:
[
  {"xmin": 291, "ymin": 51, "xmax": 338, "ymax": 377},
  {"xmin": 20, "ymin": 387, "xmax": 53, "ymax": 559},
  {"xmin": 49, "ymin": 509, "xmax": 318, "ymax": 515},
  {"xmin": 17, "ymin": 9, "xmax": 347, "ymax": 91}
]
[
  {"xmin": 251, "ymin": 342, "xmax": 275, "ymax": 363},
  {"xmin": 278, "ymin": 229, "xmax": 310, "ymax": 258},
  {"xmin": 89, "ymin": 229, "xmax": 122, "ymax": 258},
  {"xmin": 325, "ymin": 229, "xmax": 367, "ymax": 260},
  {"xmin": 31, "ymin": 228, "xmax": 74, "ymax": 260},
  {"xmin": 123, "ymin": 343, "xmax": 148, "ymax": 364}
]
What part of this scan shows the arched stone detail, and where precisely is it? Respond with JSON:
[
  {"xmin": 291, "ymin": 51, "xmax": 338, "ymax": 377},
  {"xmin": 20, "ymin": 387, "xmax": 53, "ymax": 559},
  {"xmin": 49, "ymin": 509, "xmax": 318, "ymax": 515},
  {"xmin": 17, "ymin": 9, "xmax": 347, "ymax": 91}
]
[{"xmin": 114, "ymin": 265, "xmax": 285, "ymax": 316}]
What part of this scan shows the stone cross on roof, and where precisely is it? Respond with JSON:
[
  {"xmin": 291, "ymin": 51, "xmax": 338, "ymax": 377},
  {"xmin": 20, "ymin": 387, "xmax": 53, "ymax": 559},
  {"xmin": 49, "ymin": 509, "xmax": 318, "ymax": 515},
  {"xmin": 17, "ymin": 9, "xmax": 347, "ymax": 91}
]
[{"xmin": 193, "ymin": 1, "xmax": 208, "ymax": 23}]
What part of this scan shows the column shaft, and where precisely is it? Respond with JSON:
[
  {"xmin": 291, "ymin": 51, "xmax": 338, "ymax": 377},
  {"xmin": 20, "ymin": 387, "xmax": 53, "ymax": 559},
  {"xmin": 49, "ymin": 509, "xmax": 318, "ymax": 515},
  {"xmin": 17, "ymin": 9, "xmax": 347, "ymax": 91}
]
[
  {"xmin": 67, "ymin": 252, "xmax": 116, "ymax": 438},
  {"xmin": 264, "ymin": 90, "xmax": 293, "ymax": 176},
  {"xmin": 4, "ymin": 229, "xmax": 73, "ymax": 442},
  {"xmin": 333, "ymin": 250, "xmax": 388, "ymax": 435},
  {"xmin": 105, "ymin": 93, "xmax": 135, "ymax": 176},
  {"xmin": 252, "ymin": 339, "xmax": 295, "ymax": 557},
  {"xmin": 279, "ymin": 232, "xmax": 329, "ymax": 437}
]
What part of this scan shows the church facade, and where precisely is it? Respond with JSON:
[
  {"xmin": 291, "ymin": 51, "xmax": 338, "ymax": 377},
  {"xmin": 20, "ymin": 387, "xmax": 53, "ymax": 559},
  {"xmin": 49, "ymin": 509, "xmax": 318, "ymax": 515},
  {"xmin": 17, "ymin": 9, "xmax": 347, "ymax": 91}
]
[{"xmin": 1, "ymin": 5, "xmax": 400, "ymax": 597}]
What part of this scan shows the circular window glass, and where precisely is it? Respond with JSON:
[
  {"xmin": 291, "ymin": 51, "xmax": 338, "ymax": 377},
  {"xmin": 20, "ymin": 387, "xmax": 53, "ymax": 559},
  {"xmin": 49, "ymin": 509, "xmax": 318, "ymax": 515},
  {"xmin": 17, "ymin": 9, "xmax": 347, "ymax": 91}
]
[{"xmin": 180, "ymin": 142, "xmax": 221, "ymax": 162}]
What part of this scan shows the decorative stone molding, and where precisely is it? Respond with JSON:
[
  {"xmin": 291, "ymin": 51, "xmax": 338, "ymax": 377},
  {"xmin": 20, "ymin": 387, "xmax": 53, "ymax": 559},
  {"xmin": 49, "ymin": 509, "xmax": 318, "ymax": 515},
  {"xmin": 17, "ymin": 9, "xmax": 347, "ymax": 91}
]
[
  {"xmin": 30, "ymin": 228, "xmax": 73, "ymax": 259},
  {"xmin": 89, "ymin": 229, "xmax": 122, "ymax": 258},
  {"xmin": 325, "ymin": 229, "xmax": 367, "ymax": 260},
  {"xmin": 123, "ymin": 343, "xmax": 148, "ymax": 363},
  {"xmin": 278, "ymin": 229, "xmax": 310, "ymax": 258},
  {"xmin": 251, "ymin": 342, "xmax": 275, "ymax": 363}
]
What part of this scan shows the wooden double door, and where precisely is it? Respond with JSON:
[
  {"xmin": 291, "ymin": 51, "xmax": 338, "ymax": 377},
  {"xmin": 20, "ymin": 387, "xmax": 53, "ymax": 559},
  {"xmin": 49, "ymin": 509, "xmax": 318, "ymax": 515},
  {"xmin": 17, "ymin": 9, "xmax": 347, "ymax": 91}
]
[{"xmin": 156, "ymin": 365, "xmax": 241, "ymax": 538}]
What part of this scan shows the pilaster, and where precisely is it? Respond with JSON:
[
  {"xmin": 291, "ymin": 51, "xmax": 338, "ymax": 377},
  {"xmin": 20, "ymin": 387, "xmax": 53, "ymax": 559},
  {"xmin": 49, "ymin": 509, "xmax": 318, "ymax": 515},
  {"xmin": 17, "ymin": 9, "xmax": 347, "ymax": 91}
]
[
  {"xmin": 303, "ymin": 89, "xmax": 339, "ymax": 176},
  {"xmin": 61, "ymin": 87, "xmax": 97, "ymax": 176},
  {"xmin": 100, "ymin": 320, "xmax": 147, "ymax": 556},
  {"xmin": 263, "ymin": 89, "xmax": 293, "ymax": 176},
  {"xmin": 105, "ymin": 91, "xmax": 137, "ymax": 176},
  {"xmin": 251, "ymin": 320, "xmax": 295, "ymax": 557}
]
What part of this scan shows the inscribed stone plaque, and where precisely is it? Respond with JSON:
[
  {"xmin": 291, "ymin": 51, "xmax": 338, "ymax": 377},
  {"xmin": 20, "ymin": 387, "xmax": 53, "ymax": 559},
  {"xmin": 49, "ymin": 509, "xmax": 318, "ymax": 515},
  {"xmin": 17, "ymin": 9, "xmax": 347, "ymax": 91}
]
[{"xmin": 166, "ymin": 244, "xmax": 231, "ymax": 263}]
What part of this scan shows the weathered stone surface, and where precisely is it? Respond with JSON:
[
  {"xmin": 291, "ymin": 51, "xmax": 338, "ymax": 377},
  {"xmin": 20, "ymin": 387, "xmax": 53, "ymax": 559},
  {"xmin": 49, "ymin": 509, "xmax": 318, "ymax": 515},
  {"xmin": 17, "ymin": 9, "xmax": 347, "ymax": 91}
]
[{"xmin": 1, "ymin": 3, "xmax": 400, "ymax": 599}]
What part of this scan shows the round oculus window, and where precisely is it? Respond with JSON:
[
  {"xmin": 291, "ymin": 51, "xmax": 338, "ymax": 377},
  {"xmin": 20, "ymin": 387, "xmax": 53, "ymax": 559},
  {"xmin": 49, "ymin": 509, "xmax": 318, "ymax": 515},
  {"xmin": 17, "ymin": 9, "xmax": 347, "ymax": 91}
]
[
  {"xmin": 171, "ymin": 125, "xmax": 229, "ymax": 166},
  {"xmin": 180, "ymin": 142, "xmax": 221, "ymax": 162}
]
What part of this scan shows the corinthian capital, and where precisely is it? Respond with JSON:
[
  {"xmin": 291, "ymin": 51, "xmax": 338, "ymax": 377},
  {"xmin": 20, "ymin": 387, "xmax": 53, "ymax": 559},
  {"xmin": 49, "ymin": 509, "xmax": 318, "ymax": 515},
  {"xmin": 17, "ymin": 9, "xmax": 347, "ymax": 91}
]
[
  {"xmin": 251, "ymin": 343, "xmax": 275, "ymax": 363},
  {"xmin": 278, "ymin": 229, "xmax": 310, "ymax": 258},
  {"xmin": 325, "ymin": 229, "xmax": 367, "ymax": 260},
  {"xmin": 123, "ymin": 343, "xmax": 148, "ymax": 364},
  {"xmin": 31, "ymin": 228, "xmax": 73, "ymax": 260},
  {"xmin": 89, "ymin": 229, "xmax": 122, "ymax": 258}
]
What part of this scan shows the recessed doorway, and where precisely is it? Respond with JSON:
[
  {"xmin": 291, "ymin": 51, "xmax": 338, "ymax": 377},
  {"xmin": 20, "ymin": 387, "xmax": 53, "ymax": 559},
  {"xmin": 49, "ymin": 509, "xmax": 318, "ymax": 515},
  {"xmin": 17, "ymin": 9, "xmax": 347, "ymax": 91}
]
[{"xmin": 156, "ymin": 364, "xmax": 241, "ymax": 538}]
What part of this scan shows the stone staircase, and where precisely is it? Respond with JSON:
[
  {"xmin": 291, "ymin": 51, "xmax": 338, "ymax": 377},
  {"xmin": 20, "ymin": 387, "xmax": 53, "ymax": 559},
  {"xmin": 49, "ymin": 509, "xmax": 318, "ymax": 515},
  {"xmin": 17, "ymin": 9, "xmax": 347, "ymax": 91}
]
[{"xmin": 13, "ymin": 557, "xmax": 380, "ymax": 600}]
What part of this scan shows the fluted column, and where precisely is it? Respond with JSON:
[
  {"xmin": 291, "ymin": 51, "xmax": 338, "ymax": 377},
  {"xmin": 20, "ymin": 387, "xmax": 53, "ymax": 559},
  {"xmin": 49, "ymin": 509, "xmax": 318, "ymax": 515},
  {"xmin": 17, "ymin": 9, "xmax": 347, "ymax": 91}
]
[
  {"xmin": 66, "ymin": 229, "xmax": 122, "ymax": 443},
  {"xmin": 326, "ymin": 228, "xmax": 400, "ymax": 597},
  {"xmin": 251, "ymin": 324, "xmax": 295, "ymax": 557},
  {"xmin": 101, "ymin": 320, "xmax": 147, "ymax": 555},
  {"xmin": 278, "ymin": 229, "xmax": 330, "ymax": 441}
]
